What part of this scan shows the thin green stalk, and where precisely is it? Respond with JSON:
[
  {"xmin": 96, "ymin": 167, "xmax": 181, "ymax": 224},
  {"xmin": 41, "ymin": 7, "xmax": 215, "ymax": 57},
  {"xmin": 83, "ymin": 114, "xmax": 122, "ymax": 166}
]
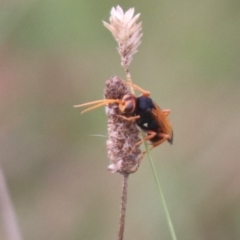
[
  {"xmin": 124, "ymin": 69, "xmax": 177, "ymax": 240},
  {"xmin": 143, "ymin": 138, "xmax": 177, "ymax": 240}
]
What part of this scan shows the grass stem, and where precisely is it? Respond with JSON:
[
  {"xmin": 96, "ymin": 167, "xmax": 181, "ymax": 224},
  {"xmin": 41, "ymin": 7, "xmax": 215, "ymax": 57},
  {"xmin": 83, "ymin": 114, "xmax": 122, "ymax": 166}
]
[
  {"xmin": 144, "ymin": 141, "xmax": 177, "ymax": 240},
  {"xmin": 118, "ymin": 173, "xmax": 129, "ymax": 240}
]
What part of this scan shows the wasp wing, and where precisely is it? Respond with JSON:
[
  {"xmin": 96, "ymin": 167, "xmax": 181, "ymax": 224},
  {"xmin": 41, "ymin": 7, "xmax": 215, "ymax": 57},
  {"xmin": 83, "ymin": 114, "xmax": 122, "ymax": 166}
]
[{"xmin": 151, "ymin": 101, "xmax": 173, "ymax": 143}]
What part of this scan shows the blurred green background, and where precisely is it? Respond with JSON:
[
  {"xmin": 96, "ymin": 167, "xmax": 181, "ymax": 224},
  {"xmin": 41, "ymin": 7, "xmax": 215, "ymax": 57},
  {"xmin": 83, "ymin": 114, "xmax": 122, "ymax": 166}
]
[{"xmin": 0, "ymin": 0, "xmax": 240, "ymax": 239}]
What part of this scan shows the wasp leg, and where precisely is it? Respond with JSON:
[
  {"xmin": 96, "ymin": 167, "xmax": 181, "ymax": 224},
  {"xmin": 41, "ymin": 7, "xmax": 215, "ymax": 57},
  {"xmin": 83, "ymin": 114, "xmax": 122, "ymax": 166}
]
[
  {"xmin": 140, "ymin": 152, "xmax": 146, "ymax": 160},
  {"xmin": 133, "ymin": 130, "xmax": 157, "ymax": 160},
  {"xmin": 124, "ymin": 81, "xmax": 150, "ymax": 97},
  {"xmin": 162, "ymin": 109, "xmax": 171, "ymax": 116},
  {"xmin": 116, "ymin": 115, "xmax": 140, "ymax": 121},
  {"xmin": 74, "ymin": 99, "xmax": 121, "ymax": 114},
  {"xmin": 150, "ymin": 133, "xmax": 170, "ymax": 150},
  {"xmin": 140, "ymin": 132, "xmax": 170, "ymax": 159},
  {"xmin": 132, "ymin": 130, "xmax": 157, "ymax": 151}
]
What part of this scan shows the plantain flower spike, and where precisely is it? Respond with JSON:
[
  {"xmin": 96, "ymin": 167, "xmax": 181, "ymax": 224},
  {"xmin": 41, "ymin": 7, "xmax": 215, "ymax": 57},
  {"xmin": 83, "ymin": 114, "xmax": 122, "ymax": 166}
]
[
  {"xmin": 103, "ymin": 6, "xmax": 143, "ymax": 69},
  {"xmin": 105, "ymin": 76, "xmax": 142, "ymax": 174}
]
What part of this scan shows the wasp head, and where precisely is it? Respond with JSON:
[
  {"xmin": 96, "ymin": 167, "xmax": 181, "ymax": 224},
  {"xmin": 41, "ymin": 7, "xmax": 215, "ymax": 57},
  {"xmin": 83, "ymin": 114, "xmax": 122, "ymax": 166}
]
[{"xmin": 119, "ymin": 94, "xmax": 136, "ymax": 114}]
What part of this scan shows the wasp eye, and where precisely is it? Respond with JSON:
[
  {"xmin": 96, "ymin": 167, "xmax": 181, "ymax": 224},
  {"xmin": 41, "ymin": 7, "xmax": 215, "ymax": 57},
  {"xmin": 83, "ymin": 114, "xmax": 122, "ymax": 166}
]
[
  {"xmin": 119, "ymin": 94, "xmax": 136, "ymax": 113},
  {"xmin": 124, "ymin": 101, "xmax": 135, "ymax": 113}
]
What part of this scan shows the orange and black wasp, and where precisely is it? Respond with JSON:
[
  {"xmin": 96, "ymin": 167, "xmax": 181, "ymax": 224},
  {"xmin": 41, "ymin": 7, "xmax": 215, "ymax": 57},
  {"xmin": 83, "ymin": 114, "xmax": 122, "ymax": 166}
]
[{"xmin": 74, "ymin": 81, "xmax": 173, "ymax": 152}]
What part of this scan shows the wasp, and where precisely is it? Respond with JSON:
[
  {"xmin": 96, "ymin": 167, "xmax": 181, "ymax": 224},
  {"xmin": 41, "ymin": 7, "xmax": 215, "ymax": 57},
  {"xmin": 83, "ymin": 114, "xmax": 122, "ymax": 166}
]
[{"xmin": 74, "ymin": 81, "xmax": 173, "ymax": 153}]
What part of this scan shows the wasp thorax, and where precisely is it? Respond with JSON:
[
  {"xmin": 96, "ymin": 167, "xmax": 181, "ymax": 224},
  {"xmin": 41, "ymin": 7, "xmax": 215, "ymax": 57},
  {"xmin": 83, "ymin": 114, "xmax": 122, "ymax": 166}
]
[{"xmin": 119, "ymin": 94, "xmax": 136, "ymax": 114}]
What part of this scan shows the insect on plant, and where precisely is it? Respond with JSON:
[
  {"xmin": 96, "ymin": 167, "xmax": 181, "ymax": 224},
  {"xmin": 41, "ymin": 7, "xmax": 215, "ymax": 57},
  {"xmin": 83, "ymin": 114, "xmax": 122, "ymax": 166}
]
[{"xmin": 74, "ymin": 80, "xmax": 173, "ymax": 155}]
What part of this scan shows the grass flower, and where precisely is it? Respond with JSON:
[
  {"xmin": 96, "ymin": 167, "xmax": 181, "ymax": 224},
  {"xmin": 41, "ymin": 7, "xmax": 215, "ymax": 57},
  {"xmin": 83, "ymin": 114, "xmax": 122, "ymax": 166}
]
[
  {"xmin": 103, "ymin": 6, "xmax": 142, "ymax": 71},
  {"xmin": 105, "ymin": 76, "xmax": 141, "ymax": 174}
]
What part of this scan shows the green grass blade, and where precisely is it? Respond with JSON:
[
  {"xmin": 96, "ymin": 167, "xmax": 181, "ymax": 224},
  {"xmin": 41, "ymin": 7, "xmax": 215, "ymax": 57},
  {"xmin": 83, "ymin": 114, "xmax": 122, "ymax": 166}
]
[{"xmin": 143, "ymin": 140, "xmax": 177, "ymax": 240}]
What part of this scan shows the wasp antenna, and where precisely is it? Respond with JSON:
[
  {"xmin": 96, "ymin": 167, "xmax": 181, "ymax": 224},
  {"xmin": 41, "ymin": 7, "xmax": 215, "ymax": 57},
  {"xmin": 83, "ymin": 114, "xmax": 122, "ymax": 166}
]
[
  {"xmin": 74, "ymin": 99, "xmax": 107, "ymax": 108},
  {"xmin": 80, "ymin": 99, "xmax": 122, "ymax": 114},
  {"xmin": 80, "ymin": 102, "xmax": 107, "ymax": 114},
  {"xmin": 74, "ymin": 99, "xmax": 121, "ymax": 108}
]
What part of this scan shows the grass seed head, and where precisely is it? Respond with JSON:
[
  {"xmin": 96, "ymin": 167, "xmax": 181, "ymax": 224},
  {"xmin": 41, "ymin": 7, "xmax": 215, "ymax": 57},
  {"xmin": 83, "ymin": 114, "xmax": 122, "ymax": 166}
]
[
  {"xmin": 103, "ymin": 6, "xmax": 143, "ymax": 69},
  {"xmin": 105, "ymin": 76, "xmax": 142, "ymax": 174}
]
